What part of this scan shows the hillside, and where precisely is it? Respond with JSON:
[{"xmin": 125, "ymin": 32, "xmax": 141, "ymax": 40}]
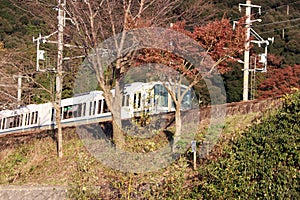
[
  {"xmin": 190, "ymin": 91, "xmax": 300, "ymax": 199},
  {"xmin": 0, "ymin": 92, "xmax": 299, "ymax": 199}
]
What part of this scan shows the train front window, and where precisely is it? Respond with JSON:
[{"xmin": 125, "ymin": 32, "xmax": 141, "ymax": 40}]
[
  {"xmin": 154, "ymin": 85, "xmax": 168, "ymax": 107},
  {"xmin": 181, "ymin": 90, "xmax": 191, "ymax": 109}
]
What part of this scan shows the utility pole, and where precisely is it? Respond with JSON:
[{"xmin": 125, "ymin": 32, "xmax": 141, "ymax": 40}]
[
  {"xmin": 239, "ymin": 0, "xmax": 263, "ymax": 101},
  {"xmin": 243, "ymin": 0, "xmax": 251, "ymax": 101},
  {"xmin": 56, "ymin": 0, "xmax": 65, "ymax": 158},
  {"xmin": 238, "ymin": 1, "xmax": 273, "ymax": 101},
  {"xmin": 33, "ymin": 0, "xmax": 83, "ymax": 158}
]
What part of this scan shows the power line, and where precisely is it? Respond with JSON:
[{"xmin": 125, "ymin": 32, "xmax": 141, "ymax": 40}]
[
  {"xmin": 230, "ymin": 0, "xmax": 300, "ymax": 22},
  {"xmin": 253, "ymin": 17, "xmax": 300, "ymax": 27},
  {"xmin": 259, "ymin": 23, "xmax": 300, "ymax": 34},
  {"xmin": 253, "ymin": 0, "xmax": 300, "ymax": 16}
]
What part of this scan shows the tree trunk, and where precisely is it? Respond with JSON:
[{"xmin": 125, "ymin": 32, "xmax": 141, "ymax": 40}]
[
  {"xmin": 172, "ymin": 104, "xmax": 182, "ymax": 152},
  {"xmin": 55, "ymin": 104, "xmax": 63, "ymax": 158},
  {"xmin": 111, "ymin": 80, "xmax": 125, "ymax": 148}
]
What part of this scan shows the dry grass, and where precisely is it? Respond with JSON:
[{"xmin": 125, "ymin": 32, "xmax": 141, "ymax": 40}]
[{"xmin": 0, "ymin": 111, "xmax": 264, "ymax": 198}]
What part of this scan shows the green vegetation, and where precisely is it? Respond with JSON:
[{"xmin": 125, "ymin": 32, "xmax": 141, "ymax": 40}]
[{"xmin": 191, "ymin": 91, "xmax": 300, "ymax": 199}]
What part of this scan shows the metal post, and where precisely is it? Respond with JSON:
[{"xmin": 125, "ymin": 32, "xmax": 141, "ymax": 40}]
[
  {"xmin": 17, "ymin": 75, "xmax": 22, "ymax": 104},
  {"xmin": 191, "ymin": 141, "xmax": 197, "ymax": 170},
  {"xmin": 13, "ymin": 74, "xmax": 28, "ymax": 107},
  {"xmin": 36, "ymin": 34, "xmax": 41, "ymax": 71},
  {"xmin": 243, "ymin": 0, "xmax": 251, "ymax": 101}
]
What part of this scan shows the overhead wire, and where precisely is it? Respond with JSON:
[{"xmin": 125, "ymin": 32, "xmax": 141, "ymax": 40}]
[
  {"xmin": 259, "ymin": 23, "xmax": 300, "ymax": 34},
  {"xmin": 253, "ymin": 17, "xmax": 300, "ymax": 27},
  {"xmin": 230, "ymin": 0, "xmax": 300, "ymax": 22},
  {"xmin": 252, "ymin": 0, "xmax": 300, "ymax": 16}
]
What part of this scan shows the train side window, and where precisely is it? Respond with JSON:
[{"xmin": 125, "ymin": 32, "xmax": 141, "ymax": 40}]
[
  {"xmin": 11, "ymin": 116, "xmax": 16, "ymax": 128},
  {"xmin": 27, "ymin": 113, "xmax": 31, "ymax": 125},
  {"xmin": 98, "ymin": 100, "xmax": 102, "ymax": 114},
  {"xmin": 93, "ymin": 101, "xmax": 96, "ymax": 115},
  {"xmin": 60, "ymin": 107, "xmax": 63, "ymax": 119},
  {"xmin": 73, "ymin": 104, "xmax": 81, "ymax": 118},
  {"xmin": 122, "ymin": 95, "xmax": 125, "ymax": 107},
  {"xmin": 89, "ymin": 102, "xmax": 92, "ymax": 116},
  {"xmin": 63, "ymin": 106, "xmax": 68, "ymax": 119},
  {"xmin": 20, "ymin": 114, "xmax": 23, "ymax": 127},
  {"xmin": 138, "ymin": 92, "xmax": 141, "ymax": 108},
  {"xmin": 126, "ymin": 95, "xmax": 129, "ymax": 106},
  {"xmin": 7, "ymin": 116, "xmax": 13, "ymax": 128},
  {"xmin": 134, "ymin": 92, "xmax": 141, "ymax": 109},
  {"xmin": 63, "ymin": 106, "xmax": 71, "ymax": 119},
  {"xmin": 78, "ymin": 104, "xmax": 82, "ymax": 117},
  {"xmin": 2, "ymin": 118, "xmax": 6, "ymax": 129},
  {"xmin": 15, "ymin": 115, "xmax": 20, "ymax": 127},
  {"xmin": 34, "ymin": 111, "xmax": 38, "ymax": 124},
  {"xmin": 31, "ymin": 112, "xmax": 35, "ymax": 124},
  {"xmin": 82, "ymin": 103, "xmax": 86, "ymax": 116},
  {"xmin": 51, "ymin": 108, "xmax": 55, "ymax": 122},
  {"xmin": 25, "ymin": 114, "xmax": 27, "ymax": 126},
  {"xmin": 122, "ymin": 95, "xmax": 129, "ymax": 107},
  {"xmin": 133, "ymin": 94, "xmax": 137, "ymax": 108},
  {"xmin": 0, "ymin": 118, "xmax": 4, "ymax": 129},
  {"xmin": 103, "ymin": 99, "xmax": 108, "ymax": 113},
  {"xmin": 68, "ymin": 106, "xmax": 73, "ymax": 118}
]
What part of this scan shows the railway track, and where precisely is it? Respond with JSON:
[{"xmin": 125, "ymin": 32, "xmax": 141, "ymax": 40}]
[{"xmin": 0, "ymin": 96, "xmax": 282, "ymax": 150}]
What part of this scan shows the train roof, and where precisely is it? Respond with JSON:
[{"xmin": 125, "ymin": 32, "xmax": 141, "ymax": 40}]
[{"xmin": 62, "ymin": 90, "xmax": 104, "ymax": 105}]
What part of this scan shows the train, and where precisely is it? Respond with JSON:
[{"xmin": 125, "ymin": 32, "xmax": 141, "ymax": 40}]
[{"xmin": 0, "ymin": 81, "xmax": 193, "ymax": 135}]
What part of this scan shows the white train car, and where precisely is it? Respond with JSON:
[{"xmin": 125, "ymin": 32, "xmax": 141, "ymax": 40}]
[
  {"xmin": 0, "ymin": 81, "xmax": 192, "ymax": 136},
  {"xmin": 0, "ymin": 102, "xmax": 53, "ymax": 135},
  {"xmin": 59, "ymin": 90, "xmax": 110, "ymax": 126},
  {"xmin": 122, "ymin": 81, "xmax": 192, "ymax": 118}
]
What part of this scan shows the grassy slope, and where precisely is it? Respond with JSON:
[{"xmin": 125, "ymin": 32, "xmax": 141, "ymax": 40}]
[
  {"xmin": 0, "ymin": 93, "xmax": 299, "ymax": 199},
  {"xmin": 191, "ymin": 92, "xmax": 300, "ymax": 199}
]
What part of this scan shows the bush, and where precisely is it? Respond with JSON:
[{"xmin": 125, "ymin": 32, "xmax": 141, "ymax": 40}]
[{"xmin": 191, "ymin": 91, "xmax": 300, "ymax": 199}]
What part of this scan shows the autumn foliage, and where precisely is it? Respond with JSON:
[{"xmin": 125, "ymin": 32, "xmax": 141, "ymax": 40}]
[
  {"xmin": 258, "ymin": 64, "xmax": 300, "ymax": 98},
  {"xmin": 190, "ymin": 19, "xmax": 245, "ymax": 73},
  {"xmin": 135, "ymin": 18, "xmax": 245, "ymax": 75}
]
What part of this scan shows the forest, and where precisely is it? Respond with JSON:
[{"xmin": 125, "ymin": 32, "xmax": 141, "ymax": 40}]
[{"xmin": 0, "ymin": 0, "xmax": 299, "ymax": 108}]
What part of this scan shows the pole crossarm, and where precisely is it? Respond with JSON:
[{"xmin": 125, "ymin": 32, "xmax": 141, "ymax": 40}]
[
  {"xmin": 250, "ymin": 28, "xmax": 269, "ymax": 45},
  {"xmin": 239, "ymin": 3, "xmax": 261, "ymax": 14}
]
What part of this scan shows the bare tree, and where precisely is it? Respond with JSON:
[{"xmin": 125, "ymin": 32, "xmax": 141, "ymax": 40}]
[{"xmin": 65, "ymin": 0, "xmax": 208, "ymax": 148}]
